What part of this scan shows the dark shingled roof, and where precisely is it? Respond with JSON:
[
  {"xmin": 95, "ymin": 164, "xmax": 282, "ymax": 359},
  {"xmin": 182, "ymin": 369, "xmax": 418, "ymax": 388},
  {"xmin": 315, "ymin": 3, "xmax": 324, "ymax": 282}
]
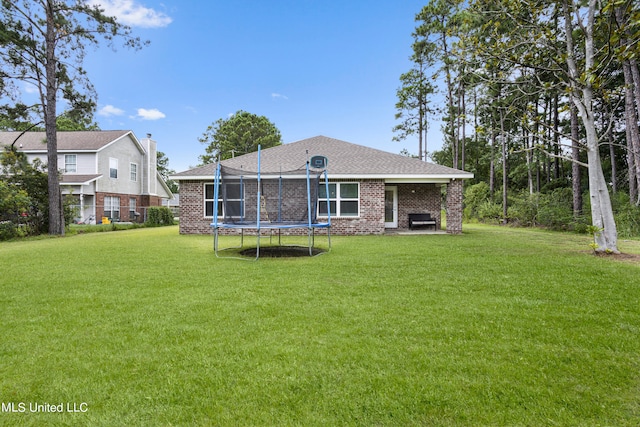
[
  {"xmin": 60, "ymin": 174, "xmax": 102, "ymax": 184},
  {"xmin": 0, "ymin": 130, "xmax": 132, "ymax": 151},
  {"xmin": 173, "ymin": 135, "xmax": 473, "ymax": 180}
]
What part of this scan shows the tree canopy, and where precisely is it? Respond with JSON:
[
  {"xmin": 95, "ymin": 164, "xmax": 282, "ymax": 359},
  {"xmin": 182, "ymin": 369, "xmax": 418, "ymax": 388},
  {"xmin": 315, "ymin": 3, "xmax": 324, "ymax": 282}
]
[
  {"xmin": 0, "ymin": 0, "xmax": 148, "ymax": 235},
  {"xmin": 198, "ymin": 111, "xmax": 282, "ymax": 164},
  {"xmin": 400, "ymin": 0, "xmax": 640, "ymax": 251}
]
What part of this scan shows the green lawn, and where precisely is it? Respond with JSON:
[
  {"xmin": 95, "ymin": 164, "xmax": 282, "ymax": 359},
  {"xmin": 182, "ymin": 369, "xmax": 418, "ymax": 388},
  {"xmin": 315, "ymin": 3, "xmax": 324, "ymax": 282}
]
[{"xmin": 1, "ymin": 225, "xmax": 639, "ymax": 426}]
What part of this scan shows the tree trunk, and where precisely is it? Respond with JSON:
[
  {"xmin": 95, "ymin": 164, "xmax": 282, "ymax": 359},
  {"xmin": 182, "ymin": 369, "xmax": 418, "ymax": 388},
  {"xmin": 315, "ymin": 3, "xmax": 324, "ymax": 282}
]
[
  {"xmin": 620, "ymin": 55, "xmax": 640, "ymax": 204},
  {"xmin": 442, "ymin": 38, "xmax": 458, "ymax": 169},
  {"xmin": 45, "ymin": 1, "xmax": 64, "ymax": 235},
  {"xmin": 418, "ymin": 61, "xmax": 425, "ymax": 161},
  {"xmin": 615, "ymin": 5, "xmax": 640, "ymax": 204},
  {"xmin": 418, "ymin": 103, "xmax": 424, "ymax": 161},
  {"xmin": 553, "ymin": 93, "xmax": 560, "ymax": 180},
  {"xmin": 461, "ymin": 83, "xmax": 466, "ymax": 171},
  {"xmin": 500, "ymin": 108, "xmax": 508, "ymax": 224},
  {"xmin": 525, "ymin": 125, "xmax": 534, "ymax": 195},
  {"xmin": 630, "ymin": 61, "xmax": 640, "ymax": 203},
  {"xmin": 564, "ymin": 0, "xmax": 618, "ymax": 253},
  {"xmin": 489, "ymin": 128, "xmax": 496, "ymax": 199},
  {"xmin": 571, "ymin": 105, "xmax": 582, "ymax": 217},
  {"xmin": 606, "ymin": 105, "xmax": 617, "ymax": 194}
]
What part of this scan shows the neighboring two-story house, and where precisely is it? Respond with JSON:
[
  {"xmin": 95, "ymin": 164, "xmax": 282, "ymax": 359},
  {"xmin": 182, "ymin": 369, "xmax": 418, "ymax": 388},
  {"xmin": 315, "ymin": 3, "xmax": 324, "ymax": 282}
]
[{"xmin": 0, "ymin": 130, "xmax": 173, "ymax": 224}]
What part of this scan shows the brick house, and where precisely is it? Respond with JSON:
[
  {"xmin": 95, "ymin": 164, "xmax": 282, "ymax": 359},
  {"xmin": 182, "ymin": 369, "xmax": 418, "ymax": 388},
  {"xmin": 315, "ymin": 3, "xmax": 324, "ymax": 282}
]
[
  {"xmin": 172, "ymin": 136, "xmax": 473, "ymax": 235},
  {"xmin": 0, "ymin": 130, "xmax": 173, "ymax": 223}
]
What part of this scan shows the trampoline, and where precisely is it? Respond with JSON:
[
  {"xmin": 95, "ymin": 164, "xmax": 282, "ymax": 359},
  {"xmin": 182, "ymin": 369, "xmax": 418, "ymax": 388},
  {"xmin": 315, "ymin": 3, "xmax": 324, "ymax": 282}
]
[{"xmin": 211, "ymin": 145, "xmax": 331, "ymax": 260}]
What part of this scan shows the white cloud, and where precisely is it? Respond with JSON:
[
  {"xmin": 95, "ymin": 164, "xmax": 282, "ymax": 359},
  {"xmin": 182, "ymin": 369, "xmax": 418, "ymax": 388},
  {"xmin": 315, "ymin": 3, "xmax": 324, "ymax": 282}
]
[
  {"xmin": 137, "ymin": 108, "xmax": 166, "ymax": 120},
  {"xmin": 271, "ymin": 93, "xmax": 289, "ymax": 100},
  {"xmin": 24, "ymin": 83, "xmax": 38, "ymax": 94},
  {"xmin": 87, "ymin": 0, "xmax": 172, "ymax": 28},
  {"xmin": 98, "ymin": 104, "xmax": 125, "ymax": 117}
]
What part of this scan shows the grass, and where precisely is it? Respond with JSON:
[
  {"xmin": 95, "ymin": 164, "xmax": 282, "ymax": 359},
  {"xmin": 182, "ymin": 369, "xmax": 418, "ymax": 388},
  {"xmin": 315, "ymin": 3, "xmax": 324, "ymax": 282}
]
[{"xmin": 0, "ymin": 224, "xmax": 639, "ymax": 426}]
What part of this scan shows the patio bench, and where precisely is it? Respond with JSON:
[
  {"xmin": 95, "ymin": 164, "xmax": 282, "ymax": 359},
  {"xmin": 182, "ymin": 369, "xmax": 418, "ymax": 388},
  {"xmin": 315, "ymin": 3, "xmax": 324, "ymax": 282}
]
[{"xmin": 408, "ymin": 213, "xmax": 437, "ymax": 230}]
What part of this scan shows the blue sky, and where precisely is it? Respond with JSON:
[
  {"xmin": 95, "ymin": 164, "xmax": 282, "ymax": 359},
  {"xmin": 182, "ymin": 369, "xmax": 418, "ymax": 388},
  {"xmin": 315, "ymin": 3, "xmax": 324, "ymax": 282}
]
[{"xmin": 79, "ymin": 0, "xmax": 439, "ymax": 172}]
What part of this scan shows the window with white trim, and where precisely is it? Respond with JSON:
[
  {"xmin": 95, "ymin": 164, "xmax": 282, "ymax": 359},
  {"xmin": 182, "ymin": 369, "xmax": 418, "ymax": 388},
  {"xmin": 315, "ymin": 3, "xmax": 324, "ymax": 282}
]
[
  {"xmin": 64, "ymin": 154, "xmax": 77, "ymax": 173},
  {"xmin": 129, "ymin": 197, "xmax": 137, "ymax": 218},
  {"xmin": 104, "ymin": 196, "xmax": 120, "ymax": 220},
  {"xmin": 130, "ymin": 163, "xmax": 138, "ymax": 181},
  {"xmin": 318, "ymin": 182, "xmax": 359, "ymax": 217},
  {"xmin": 204, "ymin": 183, "xmax": 243, "ymax": 218},
  {"xmin": 109, "ymin": 158, "xmax": 118, "ymax": 179}
]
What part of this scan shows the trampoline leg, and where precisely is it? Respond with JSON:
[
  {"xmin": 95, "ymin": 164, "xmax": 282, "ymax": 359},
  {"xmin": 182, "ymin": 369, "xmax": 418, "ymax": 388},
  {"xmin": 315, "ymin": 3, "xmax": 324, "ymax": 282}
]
[
  {"xmin": 214, "ymin": 228, "xmax": 219, "ymax": 257},
  {"xmin": 256, "ymin": 230, "xmax": 260, "ymax": 260}
]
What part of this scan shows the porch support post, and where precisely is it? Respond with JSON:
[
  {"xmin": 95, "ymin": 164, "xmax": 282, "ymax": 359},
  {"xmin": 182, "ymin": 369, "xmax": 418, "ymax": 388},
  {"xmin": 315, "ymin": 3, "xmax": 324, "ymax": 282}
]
[
  {"xmin": 446, "ymin": 179, "xmax": 463, "ymax": 234},
  {"xmin": 80, "ymin": 188, "xmax": 85, "ymax": 222}
]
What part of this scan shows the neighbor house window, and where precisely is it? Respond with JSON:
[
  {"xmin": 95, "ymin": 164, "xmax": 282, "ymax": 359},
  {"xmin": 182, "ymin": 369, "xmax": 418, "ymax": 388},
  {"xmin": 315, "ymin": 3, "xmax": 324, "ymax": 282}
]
[
  {"xmin": 129, "ymin": 197, "xmax": 137, "ymax": 219},
  {"xmin": 130, "ymin": 163, "xmax": 137, "ymax": 181},
  {"xmin": 109, "ymin": 158, "xmax": 118, "ymax": 179},
  {"xmin": 64, "ymin": 154, "xmax": 77, "ymax": 173},
  {"xmin": 104, "ymin": 196, "xmax": 120, "ymax": 220},
  {"xmin": 204, "ymin": 183, "xmax": 242, "ymax": 218},
  {"xmin": 318, "ymin": 182, "xmax": 359, "ymax": 217}
]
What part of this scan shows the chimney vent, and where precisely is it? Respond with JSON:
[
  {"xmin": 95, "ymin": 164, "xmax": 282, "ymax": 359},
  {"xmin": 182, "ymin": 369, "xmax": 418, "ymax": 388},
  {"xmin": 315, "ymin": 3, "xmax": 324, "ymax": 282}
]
[{"xmin": 147, "ymin": 133, "xmax": 152, "ymax": 138}]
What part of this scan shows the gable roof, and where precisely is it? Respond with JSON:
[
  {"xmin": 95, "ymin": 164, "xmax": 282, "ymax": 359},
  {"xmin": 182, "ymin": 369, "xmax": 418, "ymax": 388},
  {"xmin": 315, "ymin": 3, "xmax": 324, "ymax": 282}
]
[
  {"xmin": 172, "ymin": 135, "xmax": 473, "ymax": 182},
  {"xmin": 60, "ymin": 174, "xmax": 102, "ymax": 185},
  {"xmin": 0, "ymin": 130, "xmax": 137, "ymax": 152}
]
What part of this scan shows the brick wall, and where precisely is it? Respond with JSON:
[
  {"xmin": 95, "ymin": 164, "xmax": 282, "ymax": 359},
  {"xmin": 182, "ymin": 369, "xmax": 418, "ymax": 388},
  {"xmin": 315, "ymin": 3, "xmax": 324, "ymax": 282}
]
[
  {"xmin": 396, "ymin": 183, "xmax": 442, "ymax": 230},
  {"xmin": 445, "ymin": 179, "xmax": 463, "ymax": 234},
  {"xmin": 178, "ymin": 179, "xmax": 459, "ymax": 235},
  {"xmin": 95, "ymin": 192, "xmax": 164, "ymax": 223},
  {"xmin": 327, "ymin": 180, "xmax": 385, "ymax": 235},
  {"xmin": 178, "ymin": 180, "xmax": 211, "ymax": 234}
]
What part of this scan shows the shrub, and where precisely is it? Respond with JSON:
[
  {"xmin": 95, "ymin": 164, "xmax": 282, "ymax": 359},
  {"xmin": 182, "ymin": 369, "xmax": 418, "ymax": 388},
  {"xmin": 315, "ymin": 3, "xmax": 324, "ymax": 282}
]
[
  {"xmin": 611, "ymin": 192, "xmax": 640, "ymax": 238},
  {"xmin": 0, "ymin": 221, "xmax": 18, "ymax": 240},
  {"xmin": 463, "ymin": 182, "xmax": 491, "ymax": 220},
  {"xmin": 507, "ymin": 192, "xmax": 539, "ymax": 227},
  {"xmin": 1, "ymin": 149, "xmax": 49, "ymax": 235},
  {"xmin": 477, "ymin": 200, "xmax": 503, "ymax": 223},
  {"xmin": 537, "ymin": 188, "xmax": 574, "ymax": 231},
  {"xmin": 145, "ymin": 206, "xmax": 175, "ymax": 227}
]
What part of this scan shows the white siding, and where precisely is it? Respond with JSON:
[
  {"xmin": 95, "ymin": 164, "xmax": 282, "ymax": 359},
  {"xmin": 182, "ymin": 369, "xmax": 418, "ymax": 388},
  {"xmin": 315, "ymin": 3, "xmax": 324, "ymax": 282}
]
[
  {"xmin": 96, "ymin": 134, "xmax": 144, "ymax": 194},
  {"xmin": 57, "ymin": 153, "xmax": 96, "ymax": 174}
]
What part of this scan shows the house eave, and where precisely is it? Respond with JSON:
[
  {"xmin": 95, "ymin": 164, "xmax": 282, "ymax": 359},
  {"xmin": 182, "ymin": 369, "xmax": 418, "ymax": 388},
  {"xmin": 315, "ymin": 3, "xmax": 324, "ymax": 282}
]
[
  {"xmin": 171, "ymin": 174, "xmax": 215, "ymax": 181},
  {"xmin": 332, "ymin": 173, "xmax": 474, "ymax": 182},
  {"xmin": 171, "ymin": 173, "xmax": 475, "ymax": 183}
]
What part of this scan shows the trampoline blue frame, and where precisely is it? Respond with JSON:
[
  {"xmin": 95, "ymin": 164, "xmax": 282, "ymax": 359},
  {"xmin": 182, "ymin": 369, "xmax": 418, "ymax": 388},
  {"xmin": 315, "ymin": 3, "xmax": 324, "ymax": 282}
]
[{"xmin": 211, "ymin": 145, "xmax": 331, "ymax": 260}]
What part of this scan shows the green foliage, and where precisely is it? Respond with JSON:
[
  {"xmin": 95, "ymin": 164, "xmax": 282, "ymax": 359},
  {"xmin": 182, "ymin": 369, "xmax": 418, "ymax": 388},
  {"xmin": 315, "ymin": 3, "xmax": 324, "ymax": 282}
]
[
  {"xmin": 0, "ymin": 0, "xmax": 149, "ymax": 235},
  {"xmin": 68, "ymin": 222, "xmax": 146, "ymax": 234},
  {"xmin": 0, "ymin": 147, "xmax": 49, "ymax": 237},
  {"xmin": 468, "ymin": 187, "xmax": 592, "ymax": 232},
  {"xmin": 507, "ymin": 192, "xmax": 539, "ymax": 227},
  {"xmin": 536, "ymin": 188, "xmax": 574, "ymax": 231},
  {"xmin": 393, "ymin": 56, "xmax": 434, "ymax": 159},
  {"xmin": 145, "ymin": 206, "xmax": 175, "ymax": 227},
  {"xmin": 0, "ymin": 180, "xmax": 30, "ymax": 220},
  {"xmin": 198, "ymin": 110, "xmax": 282, "ymax": 164},
  {"xmin": 611, "ymin": 192, "xmax": 640, "ymax": 238},
  {"xmin": 477, "ymin": 200, "xmax": 503, "ymax": 223},
  {"xmin": 55, "ymin": 110, "xmax": 100, "ymax": 131},
  {"xmin": 0, "ymin": 178, "xmax": 31, "ymax": 240},
  {"xmin": 463, "ymin": 182, "xmax": 491, "ymax": 219}
]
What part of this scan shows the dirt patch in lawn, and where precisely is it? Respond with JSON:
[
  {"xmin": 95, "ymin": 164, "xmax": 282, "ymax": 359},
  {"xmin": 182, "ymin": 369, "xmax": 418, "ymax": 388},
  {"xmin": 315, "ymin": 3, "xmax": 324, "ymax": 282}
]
[
  {"xmin": 592, "ymin": 251, "xmax": 640, "ymax": 264},
  {"xmin": 240, "ymin": 246, "xmax": 325, "ymax": 258}
]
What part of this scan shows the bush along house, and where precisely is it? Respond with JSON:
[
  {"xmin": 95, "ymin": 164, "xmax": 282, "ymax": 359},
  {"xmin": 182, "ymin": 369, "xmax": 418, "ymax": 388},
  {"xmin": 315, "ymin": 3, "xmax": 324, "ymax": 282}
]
[
  {"xmin": 0, "ymin": 130, "xmax": 173, "ymax": 224},
  {"xmin": 172, "ymin": 136, "xmax": 473, "ymax": 235}
]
